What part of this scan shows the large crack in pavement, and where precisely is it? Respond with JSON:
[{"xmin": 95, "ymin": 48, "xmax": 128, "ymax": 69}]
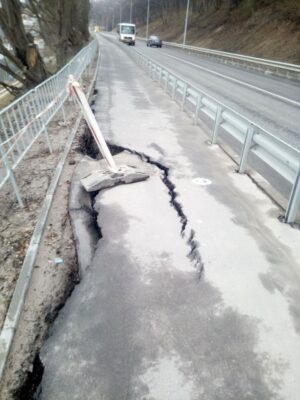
[
  {"xmin": 107, "ymin": 143, "xmax": 204, "ymax": 278},
  {"xmin": 29, "ymin": 141, "xmax": 204, "ymax": 399}
]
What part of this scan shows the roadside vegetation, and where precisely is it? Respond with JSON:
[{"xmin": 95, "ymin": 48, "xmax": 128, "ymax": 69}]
[
  {"xmin": 0, "ymin": 0, "xmax": 90, "ymax": 95},
  {"xmin": 95, "ymin": 0, "xmax": 300, "ymax": 62}
]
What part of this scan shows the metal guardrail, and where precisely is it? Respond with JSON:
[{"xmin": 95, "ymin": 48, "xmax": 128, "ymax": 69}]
[
  {"xmin": 137, "ymin": 37, "xmax": 300, "ymax": 80},
  {"xmin": 133, "ymin": 49, "xmax": 300, "ymax": 223},
  {"xmin": 0, "ymin": 40, "xmax": 98, "ymax": 205}
]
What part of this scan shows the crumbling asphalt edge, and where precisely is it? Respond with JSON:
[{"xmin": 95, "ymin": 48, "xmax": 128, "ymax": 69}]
[{"xmin": 0, "ymin": 48, "xmax": 100, "ymax": 383}]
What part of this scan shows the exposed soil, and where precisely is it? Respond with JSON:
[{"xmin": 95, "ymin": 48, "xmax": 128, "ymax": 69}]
[
  {"xmin": 0, "ymin": 146, "xmax": 81, "ymax": 399},
  {"xmin": 0, "ymin": 64, "xmax": 97, "ymax": 398}
]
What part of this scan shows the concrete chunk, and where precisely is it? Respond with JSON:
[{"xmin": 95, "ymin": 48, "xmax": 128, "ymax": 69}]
[{"xmin": 81, "ymin": 165, "xmax": 149, "ymax": 192}]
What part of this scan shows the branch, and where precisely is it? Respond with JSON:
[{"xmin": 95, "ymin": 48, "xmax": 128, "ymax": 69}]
[
  {"xmin": 0, "ymin": 80, "xmax": 22, "ymax": 95},
  {"xmin": 28, "ymin": 0, "xmax": 56, "ymax": 22},
  {"xmin": 0, "ymin": 62, "xmax": 25, "ymax": 84},
  {"xmin": 0, "ymin": 42, "xmax": 43, "ymax": 85},
  {"xmin": 0, "ymin": 41, "xmax": 25, "ymax": 71}
]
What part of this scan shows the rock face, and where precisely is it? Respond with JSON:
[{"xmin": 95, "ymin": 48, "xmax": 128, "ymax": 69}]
[{"xmin": 81, "ymin": 165, "xmax": 149, "ymax": 192}]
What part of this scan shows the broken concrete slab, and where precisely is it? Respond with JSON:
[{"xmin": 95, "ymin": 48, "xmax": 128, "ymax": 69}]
[
  {"xmin": 69, "ymin": 152, "xmax": 155, "ymax": 274},
  {"xmin": 81, "ymin": 164, "xmax": 149, "ymax": 192},
  {"xmin": 69, "ymin": 156, "xmax": 100, "ymax": 275}
]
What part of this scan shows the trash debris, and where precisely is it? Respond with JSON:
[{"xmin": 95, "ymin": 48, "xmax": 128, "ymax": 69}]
[{"xmin": 53, "ymin": 257, "xmax": 64, "ymax": 266}]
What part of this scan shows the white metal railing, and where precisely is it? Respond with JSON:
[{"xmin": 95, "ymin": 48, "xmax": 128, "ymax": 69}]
[
  {"xmin": 134, "ymin": 49, "xmax": 300, "ymax": 223},
  {"xmin": 0, "ymin": 40, "xmax": 98, "ymax": 205},
  {"xmin": 137, "ymin": 37, "xmax": 300, "ymax": 80}
]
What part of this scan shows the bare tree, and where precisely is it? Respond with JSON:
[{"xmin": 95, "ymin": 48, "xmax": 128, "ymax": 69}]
[
  {"xmin": 29, "ymin": 0, "xmax": 90, "ymax": 67},
  {"xmin": 0, "ymin": 0, "xmax": 90, "ymax": 93},
  {"xmin": 0, "ymin": 0, "xmax": 47, "ymax": 92},
  {"xmin": 92, "ymin": 0, "xmax": 242, "ymax": 26}
]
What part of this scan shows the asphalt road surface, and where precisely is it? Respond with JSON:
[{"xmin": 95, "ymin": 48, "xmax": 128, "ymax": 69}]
[
  {"xmin": 37, "ymin": 36, "xmax": 300, "ymax": 400},
  {"xmin": 130, "ymin": 37, "xmax": 300, "ymax": 149}
]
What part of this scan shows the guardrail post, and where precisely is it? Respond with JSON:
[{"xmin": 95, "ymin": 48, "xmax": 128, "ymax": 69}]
[
  {"xmin": 158, "ymin": 67, "xmax": 163, "ymax": 86},
  {"xmin": 0, "ymin": 142, "xmax": 23, "ymax": 207},
  {"xmin": 285, "ymin": 167, "xmax": 300, "ymax": 224},
  {"xmin": 238, "ymin": 125, "xmax": 256, "ymax": 173},
  {"xmin": 165, "ymin": 72, "xmax": 169, "ymax": 92},
  {"xmin": 211, "ymin": 106, "xmax": 223, "ymax": 144},
  {"xmin": 182, "ymin": 83, "xmax": 188, "ymax": 108},
  {"xmin": 194, "ymin": 94, "xmax": 202, "ymax": 124},
  {"xmin": 172, "ymin": 78, "xmax": 177, "ymax": 100}
]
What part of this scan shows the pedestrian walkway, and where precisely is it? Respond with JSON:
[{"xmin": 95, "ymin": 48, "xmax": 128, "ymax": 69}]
[{"xmin": 38, "ymin": 37, "xmax": 300, "ymax": 400}]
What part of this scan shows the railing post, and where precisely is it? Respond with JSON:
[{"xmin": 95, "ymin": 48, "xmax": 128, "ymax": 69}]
[
  {"xmin": 194, "ymin": 94, "xmax": 202, "ymax": 124},
  {"xmin": 154, "ymin": 65, "xmax": 157, "ymax": 80},
  {"xmin": 32, "ymin": 87, "xmax": 53, "ymax": 154},
  {"xmin": 0, "ymin": 142, "xmax": 23, "ymax": 207},
  {"xmin": 182, "ymin": 83, "xmax": 188, "ymax": 108},
  {"xmin": 285, "ymin": 167, "xmax": 300, "ymax": 224},
  {"xmin": 43, "ymin": 125, "xmax": 53, "ymax": 154},
  {"xmin": 165, "ymin": 72, "xmax": 169, "ymax": 92},
  {"xmin": 211, "ymin": 106, "xmax": 223, "ymax": 144},
  {"xmin": 159, "ymin": 67, "xmax": 163, "ymax": 86},
  {"xmin": 61, "ymin": 104, "xmax": 67, "ymax": 124},
  {"xmin": 238, "ymin": 125, "xmax": 256, "ymax": 173},
  {"xmin": 172, "ymin": 78, "xmax": 177, "ymax": 100}
]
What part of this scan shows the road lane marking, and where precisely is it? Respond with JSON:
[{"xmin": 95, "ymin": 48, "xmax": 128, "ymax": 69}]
[{"xmin": 153, "ymin": 51, "xmax": 300, "ymax": 107}]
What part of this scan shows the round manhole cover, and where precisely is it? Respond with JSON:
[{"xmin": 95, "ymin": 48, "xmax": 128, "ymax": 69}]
[{"xmin": 192, "ymin": 178, "xmax": 212, "ymax": 186}]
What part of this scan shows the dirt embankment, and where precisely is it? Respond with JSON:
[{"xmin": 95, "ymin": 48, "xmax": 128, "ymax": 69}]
[
  {"xmin": 138, "ymin": 2, "xmax": 300, "ymax": 63},
  {"xmin": 0, "ymin": 63, "xmax": 97, "ymax": 398}
]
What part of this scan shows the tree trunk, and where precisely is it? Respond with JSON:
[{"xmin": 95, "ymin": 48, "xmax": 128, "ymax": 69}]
[
  {"xmin": 0, "ymin": 0, "xmax": 48, "ymax": 87},
  {"xmin": 31, "ymin": 0, "xmax": 90, "ymax": 68}
]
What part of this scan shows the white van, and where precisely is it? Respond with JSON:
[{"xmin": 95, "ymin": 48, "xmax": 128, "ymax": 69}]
[{"xmin": 117, "ymin": 23, "xmax": 136, "ymax": 46}]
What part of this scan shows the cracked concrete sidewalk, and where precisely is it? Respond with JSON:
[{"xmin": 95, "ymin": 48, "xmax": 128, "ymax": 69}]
[{"xmin": 37, "ymin": 37, "xmax": 300, "ymax": 399}]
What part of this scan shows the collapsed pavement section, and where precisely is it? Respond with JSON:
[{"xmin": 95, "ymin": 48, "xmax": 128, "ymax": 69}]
[
  {"xmin": 35, "ymin": 151, "xmax": 288, "ymax": 400},
  {"xmin": 34, "ymin": 36, "xmax": 300, "ymax": 400}
]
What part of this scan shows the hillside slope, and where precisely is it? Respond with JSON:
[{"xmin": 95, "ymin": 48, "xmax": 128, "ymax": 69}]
[{"xmin": 137, "ymin": 2, "xmax": 300, "ymax": 63}]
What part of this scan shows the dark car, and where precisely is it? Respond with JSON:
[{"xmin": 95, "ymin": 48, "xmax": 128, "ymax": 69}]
[{"xmin": 147, "ymin": 35, "xmax": 162, "ymax": 48}]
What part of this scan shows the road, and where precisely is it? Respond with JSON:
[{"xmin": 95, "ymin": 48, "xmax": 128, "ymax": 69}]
[
  {"xmin": 36, "ymin": 36, "xmax": 300, "ymax": 400},
  {"xmin": 127, "ymin": 37, "xmax": 300, "ymax": 149}
]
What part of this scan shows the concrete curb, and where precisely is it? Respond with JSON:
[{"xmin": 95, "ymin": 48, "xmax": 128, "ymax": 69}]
[
  {"xmin": 0, "ymin": 51, "xmax": 100, "ymax": 381},
  {"xmin": 69, "ymin": 157, "xmax": 101, "ymax": 276}
]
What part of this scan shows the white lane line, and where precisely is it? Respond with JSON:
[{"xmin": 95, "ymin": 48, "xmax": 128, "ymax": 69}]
[{"xmin": 154, "ymin": 51, "xmax": 300, "ymax": 107}]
